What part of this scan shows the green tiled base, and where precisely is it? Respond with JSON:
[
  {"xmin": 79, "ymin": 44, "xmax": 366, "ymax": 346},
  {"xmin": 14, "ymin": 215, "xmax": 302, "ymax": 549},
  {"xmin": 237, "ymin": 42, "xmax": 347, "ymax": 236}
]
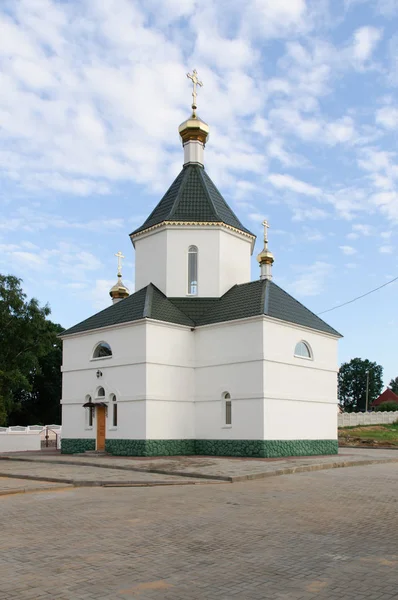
[
  {"xmin": 61, "ymin": 438, "xmax": 95, "ymax": 454},
  {"xmin": 105, "ymin": 439, "xmax": 196, "ymax": 456},
  {"xmin": 61, "ymin": 438, "xmax": 337, "ymax": 457},
  {"xmin": 195, "ymin": 439, "xmax": 338, "ymax": 458}
]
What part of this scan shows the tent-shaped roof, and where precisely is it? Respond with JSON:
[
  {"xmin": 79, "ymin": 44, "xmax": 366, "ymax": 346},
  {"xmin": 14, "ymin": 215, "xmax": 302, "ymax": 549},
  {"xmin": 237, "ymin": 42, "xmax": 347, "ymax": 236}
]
[{"xmin": 131, "ymin": 164, "xmax": 254, "ymax": 237}]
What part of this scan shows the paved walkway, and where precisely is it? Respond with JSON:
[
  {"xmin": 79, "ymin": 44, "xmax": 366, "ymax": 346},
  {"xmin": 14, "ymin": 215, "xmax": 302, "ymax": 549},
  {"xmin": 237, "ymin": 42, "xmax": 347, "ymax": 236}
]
[
  {"xmin": 0, "ymin": 460, "xmax": 206, "ymax": 487},
  {"xmin": 1, "ymin": 447, "xmax": 397, "ymax": 484},
  {"xmin": 0, "ymin": 462, "xmax": 397, "ymax": 599},
  {"xmin": 0, "ymin": 476, "xmax": 69, "ymax": 496}
]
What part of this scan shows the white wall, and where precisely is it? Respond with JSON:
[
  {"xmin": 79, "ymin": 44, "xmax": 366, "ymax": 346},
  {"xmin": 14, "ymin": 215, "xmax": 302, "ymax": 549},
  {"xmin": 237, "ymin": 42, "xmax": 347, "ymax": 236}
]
[
  {"xmin": 134, "ymin": 225, "xmax": 252, "ymax": 298},
  {"xmin": 194, "ymin": 319, "xmax": 264, "ymax": 439},
  {"xmin": 0, "ymin": 433, "xmax": 41, "ymax": 452},
  {"xmin": 61, "ymin": 322, "xmax": 147, "ymax": 440},
  {"xmin": 134, "ymin": 229, "xmax": 167, "ymax": 294},
  {"xmin": 264, "ymin": 399, "xmax": 338, "ymax": 440},
  {"xmin": 339, "ymin": 411, "xmax": 398, "ymax": 426},
  {"xmin": 263, "ymin": 319, "xmax": 339, "ymax": 440},
  {"xmin": 219, "ymin": 230, "xmax": 252, "ymax": 296},
  {"xmin": 145, "ymin": 321, "xmax": 195, "ymax": 438}
]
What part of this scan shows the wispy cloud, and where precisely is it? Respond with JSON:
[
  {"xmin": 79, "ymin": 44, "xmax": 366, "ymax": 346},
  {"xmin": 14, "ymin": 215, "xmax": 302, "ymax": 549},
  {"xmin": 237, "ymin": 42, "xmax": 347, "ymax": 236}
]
[
  {"xmin": 340, "ymin": 245, "xmax": 357, "ymax": 255},
  {"xmin": 289, "ymin": 261, "xmax": 332, "ymax": 297}
]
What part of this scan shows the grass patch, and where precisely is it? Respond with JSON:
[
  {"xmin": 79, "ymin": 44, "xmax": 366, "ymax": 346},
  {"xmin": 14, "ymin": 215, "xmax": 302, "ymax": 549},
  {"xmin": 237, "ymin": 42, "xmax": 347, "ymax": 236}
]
[{"xmin": 339, "ymin": 423, "xmax": 398, "ymax": 446}]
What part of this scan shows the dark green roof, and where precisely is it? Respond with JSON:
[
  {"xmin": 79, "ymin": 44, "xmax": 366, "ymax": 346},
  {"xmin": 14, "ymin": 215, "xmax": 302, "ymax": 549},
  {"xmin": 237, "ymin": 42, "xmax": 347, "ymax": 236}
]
[
  {"xmin": 61, "ymin": 284, "xmax": 194, "ymax": 336},
  {"xmin": 62, "ymin": 280, "xmax": 341, "ymax": 337},
  {"xmin": 131, "ymin": 164, "xmax": 254, "ymax": 237}
]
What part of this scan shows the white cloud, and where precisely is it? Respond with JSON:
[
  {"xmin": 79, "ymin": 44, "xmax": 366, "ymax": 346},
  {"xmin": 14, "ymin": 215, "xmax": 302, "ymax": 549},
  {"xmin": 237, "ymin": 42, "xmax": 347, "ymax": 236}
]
[
  {"xmin": 324, "ymin": 116, "xmax": 355, "ymax": 145},
  {"xmin": 352, "ymin": 26, "xmax": 383, "ymax": 62},
  {"xmin": 244, "ymin": 0, "xmax": 309, "ymax": 39},
  {"xmin": 292, "ymin": 207, "xmax": 329, "ymax": 221},
  {"xmin": 379, "ymin": 244, "xmax": 393, "ymax": 253},
  {"xmin": 268, "ymin": 173, "xmax": 321, "ymax": 196},
  {"xmin": 376, "ymin": 106, "xmax": 398, "ymax": 129},
  {"xmin": 290, "ymin": 261, "xmax": 332, "ymax": 296},
  {"xmin": 353, "ymin": 223, "xmax": 373, "ymax": 235},
  {"xmin": 339, "ymin": 245, "xmax": 357, "ymax": 255}
]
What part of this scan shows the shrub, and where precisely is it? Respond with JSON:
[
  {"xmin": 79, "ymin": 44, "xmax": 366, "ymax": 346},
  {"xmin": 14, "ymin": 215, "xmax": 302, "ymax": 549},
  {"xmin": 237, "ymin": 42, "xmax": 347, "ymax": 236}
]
[{"xmin": 375, "ymin": 402, "xmax": 398, "ymax": 412}]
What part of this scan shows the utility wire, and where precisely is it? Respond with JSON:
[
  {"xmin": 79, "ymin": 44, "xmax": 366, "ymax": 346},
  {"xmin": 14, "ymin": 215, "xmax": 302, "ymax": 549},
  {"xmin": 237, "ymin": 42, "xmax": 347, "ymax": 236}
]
[{"xmin": 317, "ymin": 274, "xmax": 398, "ymax": 315}]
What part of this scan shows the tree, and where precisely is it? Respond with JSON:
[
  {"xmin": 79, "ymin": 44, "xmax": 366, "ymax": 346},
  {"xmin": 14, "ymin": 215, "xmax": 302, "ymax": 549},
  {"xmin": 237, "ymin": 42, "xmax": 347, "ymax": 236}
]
[
  {"xmin": 0, "ymin": 275, "xmax": 62, "ymax": 425},
  {"xmin": 338, "ymin": 358, "xmax": 383, "ymax": 412},
  {"xmin": 8, "ymin": 322, "xmax": 63, "ymax": 426},
  {"xmin": 389, "ymin": 377, "xmax": 398, "ymax": 395}
]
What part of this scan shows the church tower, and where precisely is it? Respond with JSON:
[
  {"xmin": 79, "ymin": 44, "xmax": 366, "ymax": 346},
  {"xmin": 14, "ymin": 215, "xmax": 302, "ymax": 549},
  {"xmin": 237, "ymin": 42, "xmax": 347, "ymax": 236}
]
[{"xmin": 130, "ymin": 70, "xmax": 256, "ymax": 298}]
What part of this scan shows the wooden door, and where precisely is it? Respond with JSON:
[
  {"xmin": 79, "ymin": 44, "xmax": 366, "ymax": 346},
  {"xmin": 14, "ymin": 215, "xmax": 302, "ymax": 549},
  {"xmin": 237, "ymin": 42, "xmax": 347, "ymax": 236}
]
[{"xmin": 96, "ymin": 406, "xmax": 106, "ymax": 451}]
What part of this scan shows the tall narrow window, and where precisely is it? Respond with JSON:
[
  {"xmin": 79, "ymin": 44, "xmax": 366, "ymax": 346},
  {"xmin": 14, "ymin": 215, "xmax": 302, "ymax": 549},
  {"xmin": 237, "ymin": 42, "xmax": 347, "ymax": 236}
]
[
  {"xmin": 111, "ymin": 394, "xmax": 117, "ymax": 427},
  {"xmin": 188, "ymin": 245, "xmax": 198, "ymax": 295},
  {"xmin": 224, "ymin": 392, "xmax": 232, "ymax": 426},
  {"xmin": 85, "ymin": 395, "xmax": 93, "ymax": 428}
]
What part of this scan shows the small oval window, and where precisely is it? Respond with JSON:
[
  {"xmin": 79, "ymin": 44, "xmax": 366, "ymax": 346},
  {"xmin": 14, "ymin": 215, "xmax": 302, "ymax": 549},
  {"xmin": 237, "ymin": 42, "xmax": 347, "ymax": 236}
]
[
  {"xmin": 294, "ymin": 341, "xmax": 312, "ymax": 359},
  {"xmin": 93, "ymin": 342, "xmax": 112, "ymax": 358}
]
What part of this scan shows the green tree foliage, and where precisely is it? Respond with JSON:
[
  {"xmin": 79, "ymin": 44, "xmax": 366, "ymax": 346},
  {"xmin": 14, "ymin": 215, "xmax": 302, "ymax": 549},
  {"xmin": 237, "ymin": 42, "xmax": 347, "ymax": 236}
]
[
  {"xmin": 388, "ymin": 377, "xmax": 398, "ymax": 395},
  {"xmin": 0, "ymin": 275, "xmax": 63, "ymax": 425},
  {"xmin": 8, "ymin": 322, "xmax": 63, "ymax": 426},
  {"xmin": 375, "ymin": 402, "xmax": 398, "ymax": 412},
  {"xmin": 338, "ymin": 358, "xmax": 383, "ymax": 412}
]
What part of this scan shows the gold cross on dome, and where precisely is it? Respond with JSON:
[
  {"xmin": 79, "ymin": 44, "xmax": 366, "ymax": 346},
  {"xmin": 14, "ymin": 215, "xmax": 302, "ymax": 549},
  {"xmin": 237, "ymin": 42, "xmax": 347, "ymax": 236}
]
[
  {"xmin": 187, "ymin": 69, "xmax": 203, "ymax": 116},
  {"xmin": 262, "ymin": 220, "xmax": 270, "ymax": 243},
  {"xmin": 115, "ymin": 251, "xmax": 125, "ymax": 276}
]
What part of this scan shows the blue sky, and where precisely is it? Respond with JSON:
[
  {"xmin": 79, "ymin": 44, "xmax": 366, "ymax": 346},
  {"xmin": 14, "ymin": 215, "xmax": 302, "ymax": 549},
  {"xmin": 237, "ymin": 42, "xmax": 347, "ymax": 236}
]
[{"xmin": 1, "ymin": 0, "xmax": 398, "ymax": 384}]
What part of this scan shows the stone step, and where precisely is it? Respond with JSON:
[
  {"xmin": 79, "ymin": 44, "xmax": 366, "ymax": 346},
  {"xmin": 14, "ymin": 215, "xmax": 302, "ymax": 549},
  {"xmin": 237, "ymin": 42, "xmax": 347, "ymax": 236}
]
[{"xmin": 75, "ymin": 451, "xmax": 109, "ymax": 457}]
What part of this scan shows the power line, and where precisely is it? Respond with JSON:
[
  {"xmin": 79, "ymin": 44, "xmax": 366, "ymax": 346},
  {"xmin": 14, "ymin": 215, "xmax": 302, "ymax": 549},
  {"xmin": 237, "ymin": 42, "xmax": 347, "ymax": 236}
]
[{"xmin": 317, "ymin": 274, "xmax": 398, "ymax": 316}]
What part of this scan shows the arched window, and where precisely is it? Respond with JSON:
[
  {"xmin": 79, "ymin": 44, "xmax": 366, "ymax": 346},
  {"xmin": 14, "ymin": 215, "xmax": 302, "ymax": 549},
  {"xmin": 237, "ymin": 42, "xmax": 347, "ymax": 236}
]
[
  {"xmin": 96, "ymin": 387, "xmax": 105, "ymax": 398},
  {"xmin": 223, "ymin": 392, "xmax": 232, "ymax": 426},
  {"xmin": 85, "ymin": 395, "xmax": 93, "ymax": 428},
  {"xmin": 294, "ymin": 341, "xmax": 312, "ymax": 359},
  {"xmin": 187, "ymin": 245, "xmax": 198, "ymax": 295},
  {"xmin": 111, "ymin": 394, "xmax": 117, "ymax": 427},
  {"xmin": 93, "ymin": 342, "xmax": 112, "ymax": 358}
]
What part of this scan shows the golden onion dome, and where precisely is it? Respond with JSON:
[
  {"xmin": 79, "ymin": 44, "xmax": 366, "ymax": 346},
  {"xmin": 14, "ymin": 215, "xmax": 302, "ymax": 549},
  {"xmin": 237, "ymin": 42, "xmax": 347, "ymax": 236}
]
[
  {"xmin": 178, "ymin": 114, "xmax": 210, "ymax": 146},
  {"xmin": 109, "ymin": 275, "xmax": 129, "ymax": 300},
  {"xmin": 256, "ymin": 248, "xmax": 274, "ymax": 264}
]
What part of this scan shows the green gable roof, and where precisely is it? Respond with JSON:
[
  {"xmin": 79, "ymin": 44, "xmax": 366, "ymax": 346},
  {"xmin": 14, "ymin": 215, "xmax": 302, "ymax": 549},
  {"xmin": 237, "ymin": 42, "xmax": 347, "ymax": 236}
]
[
  {"xmin": 131, "ymin": 164, "xmax": 254, "ymax": 237},
  {"xmin": 62, "ymin": 280, "xmax": 341, "ymax": 338}
]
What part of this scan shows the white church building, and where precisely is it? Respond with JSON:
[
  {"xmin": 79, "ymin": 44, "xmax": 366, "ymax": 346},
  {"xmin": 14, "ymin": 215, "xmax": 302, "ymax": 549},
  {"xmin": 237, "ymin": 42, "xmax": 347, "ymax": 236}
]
[{"xmin": 60, "ymin": 71, "xmax": 341, "ymax": 458}]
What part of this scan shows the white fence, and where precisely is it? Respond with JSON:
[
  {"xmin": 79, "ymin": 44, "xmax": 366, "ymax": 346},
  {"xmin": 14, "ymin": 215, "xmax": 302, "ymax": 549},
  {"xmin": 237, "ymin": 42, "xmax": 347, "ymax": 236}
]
[
  {"xmin": 0, "ymin": 425, "xmax": 62, "ymax": 452},
  {"xmin": 338, "ymin": 412, "xmax": 398, "ymax": 427}
]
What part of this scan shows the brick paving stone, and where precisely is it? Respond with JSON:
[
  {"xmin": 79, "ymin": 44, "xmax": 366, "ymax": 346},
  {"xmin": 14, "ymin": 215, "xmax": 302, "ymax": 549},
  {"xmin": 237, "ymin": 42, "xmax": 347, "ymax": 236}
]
[
  {"xmin": 0, "ymin": 460, "xmax": 205, "ymax": 484},
  {"xmin": 0, "ymin": 463, "xmax": 397, "ymax": 599}
]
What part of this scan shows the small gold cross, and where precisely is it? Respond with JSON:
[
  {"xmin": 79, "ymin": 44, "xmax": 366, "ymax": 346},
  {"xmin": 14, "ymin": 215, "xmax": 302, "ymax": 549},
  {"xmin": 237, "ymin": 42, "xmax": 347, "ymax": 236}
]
[
  {"xmin": 187, "ymin": 69, "xmax": 203, "ymax": 116},
  {"xmin": 262, "ymin": 220, "xmax": 270, "ymax": 243},
  {"xmin": 115, "ymin": 251, "xmax": 125, "ymax": 276}
]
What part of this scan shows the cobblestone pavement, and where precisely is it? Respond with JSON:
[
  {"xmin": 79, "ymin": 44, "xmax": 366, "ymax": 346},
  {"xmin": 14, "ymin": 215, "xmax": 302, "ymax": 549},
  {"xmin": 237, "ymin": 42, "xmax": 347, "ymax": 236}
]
[
  {"xmin": 0, "ymin": 462, "xmax": 397, "ymax": 600},
  {"xmin": 0, "ymin": 460, "xmax": 205, "ymax": 485},
  {"xmin": 2, "ymin": 447, "xmax": 397, "ymax": 481},
  {"xmin": 0, "ymin": 476, "xmax": 69, "ymax": 495}
]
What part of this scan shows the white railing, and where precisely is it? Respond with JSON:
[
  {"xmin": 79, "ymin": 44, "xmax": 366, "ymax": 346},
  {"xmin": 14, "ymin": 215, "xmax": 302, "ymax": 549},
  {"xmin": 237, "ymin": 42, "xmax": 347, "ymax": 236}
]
[{"xmin": 338, "ymin": 411, "xmax": 398, "ymax": 427}]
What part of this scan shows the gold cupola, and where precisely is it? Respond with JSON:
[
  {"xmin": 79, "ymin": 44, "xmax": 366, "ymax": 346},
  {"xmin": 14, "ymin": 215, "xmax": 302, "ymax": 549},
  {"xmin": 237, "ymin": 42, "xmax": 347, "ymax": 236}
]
[
  {"xmin": 178, "ymin": 69, "xmax": 209, "ymax": 165},
  {"xmin": 109, "ymin": 251, "xmax": 130, "ymax": 304},
  {"xmin": 257, "ymin": 220, "xmax": 274, "ymax": 281}
]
